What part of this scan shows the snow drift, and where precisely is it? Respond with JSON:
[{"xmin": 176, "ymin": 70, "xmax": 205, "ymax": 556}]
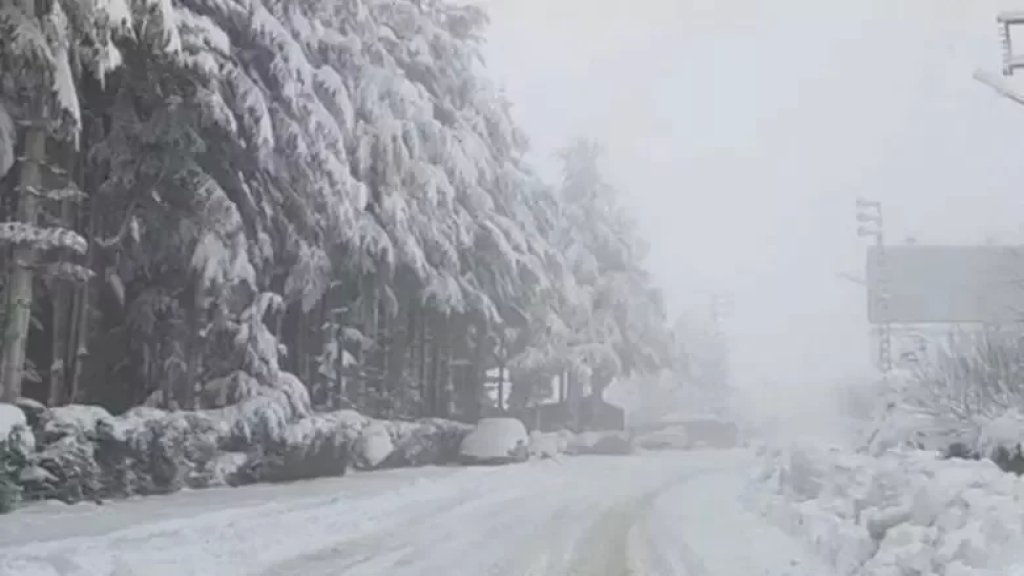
[{"xmin": 750, "ymin": 443, "xmax": 1024, "ymax": 575}]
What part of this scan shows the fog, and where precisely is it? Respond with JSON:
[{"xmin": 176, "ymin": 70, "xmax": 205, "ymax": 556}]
[{"xmin": 478, "ymin": 0, "xmax": 1024, "ymax": 398}]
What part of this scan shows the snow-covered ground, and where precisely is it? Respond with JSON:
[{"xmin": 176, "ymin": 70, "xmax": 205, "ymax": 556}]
[
  {"xmin": 0, "ymin": 450, "xmax": 831, "ymax": 576},
  {"xmin": 751, "ymin": 443, "xmax": 1024, "ymax": 576}
]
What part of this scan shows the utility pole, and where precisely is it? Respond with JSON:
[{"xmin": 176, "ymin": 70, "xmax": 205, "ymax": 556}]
[
  {"xmin": 708, "ymin": 292, "xmax": 733, "ymax": 391},
  {"xmin": 709, "ymin": 292, "xmax": 733, "ymax": 335},
  {"xmin": 857, "ymin": 198, "xmax": 892, "ymax": 373}
]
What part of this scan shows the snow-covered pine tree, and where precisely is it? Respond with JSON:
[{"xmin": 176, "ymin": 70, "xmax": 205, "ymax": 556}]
[
  {"xmin": 0, "ymin": 0, "xmax": 670, "ymax": 426},
  {"xmin": 0, "ymin": 0, "xmax": 153, "ymax": 402},
  {"xmin": 539, "ymin": 139, "xmax": 673, "ymax": 416}
]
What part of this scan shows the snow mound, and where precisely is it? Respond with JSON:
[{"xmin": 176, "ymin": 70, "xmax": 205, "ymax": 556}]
[
  {"xmin": 459, "ymin": 417, "xmax": 529, "ymax": 463},
  {"xmin": 751, "ymin": 443, "xmax": 1024, "ymax": 575},
  {"xmin": 566, "ymin": 430, "xmax": 634, "ymax": 455},
  {"xmin": 42, "ymin": 404, "xmax": 114, "ymax": 441},
  {"xmin": 528, "ymin": 431, "xmax": 566, "ymax": 459},
  {"xmin": 634, "ymin": 425, "xmax": 690, "ymax": 451},
  {"xmin": 14, "ymin": 397, "xmax": 46, "ymax": 428},
  {"xmin": 203, "ymin": 452, "xmax": 249, "ymax": 487},
  {"xmin": 385, "ymin": 418, "xmax": 471, "ymax": 467},
  {"xmin": 977, "ymin": 410, "xmax": 1024, "ymax": 457},
  {"xmin": 253, "ymin": 414, "xmax": 351, "ymax": 482},
  {"xmin": 0, "ymin": 404, "xmax": 26, "ymax": 441},
  {"xmin": 352, "ymin": 423, "xmax": 393, "ymax": 469}
]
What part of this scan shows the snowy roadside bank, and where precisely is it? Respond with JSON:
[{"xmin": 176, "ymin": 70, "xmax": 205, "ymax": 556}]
[
  {"xmin": 0, "ymin": 392, "xmax": 471, "ymax": 509},
  {"xmin": 748, "ymin": 443, "xmax": 1024, "ymax": 575},
  {"xmin": 0, "ymin": 393, "xmax": 643, "ymax": 516}
]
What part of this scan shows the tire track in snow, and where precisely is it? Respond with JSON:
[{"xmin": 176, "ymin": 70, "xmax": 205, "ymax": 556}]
[
  {"xmin": 6, "ymin": 451, "xmax": 796, "ymax": 576},
  {"xmin": 563, "ymin": 471, "xmax": 703, "ymax": 576}
]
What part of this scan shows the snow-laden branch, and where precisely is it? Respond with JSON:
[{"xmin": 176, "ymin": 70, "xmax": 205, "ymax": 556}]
[{"xmin": 0, "ymin": 222, "xmax": 87, "ymax": 253}]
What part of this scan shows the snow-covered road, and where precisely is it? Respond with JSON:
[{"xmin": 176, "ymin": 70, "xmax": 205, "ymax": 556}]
[{"xmin": 0, "ymin": 450, "xmax": 832, "ymax": 576}]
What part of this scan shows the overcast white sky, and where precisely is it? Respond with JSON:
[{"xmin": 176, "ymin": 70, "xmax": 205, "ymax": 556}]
[{"xmin": 476, "ymin": 0, "xmax": 1024, "ymax": 389}]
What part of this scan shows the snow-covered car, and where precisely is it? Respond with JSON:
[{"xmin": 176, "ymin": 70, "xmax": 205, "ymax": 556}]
[
  {"xmin": 633, "ymin": 416, "xmax": 739, "ymax": 450},
  {"xmin": 681, "ymin": 417, "xmax": 739, "ymax": 448},
  {"xmin": 565, "ymin": 431, "xmax": 634, "ymax": 455},
  {"xmin": 458, "ymin": 417, "xmax": 530, "ymax": 464},
  {"xmin": 634, "ymin": 425, "xmax": 691, "ymax": 450}
]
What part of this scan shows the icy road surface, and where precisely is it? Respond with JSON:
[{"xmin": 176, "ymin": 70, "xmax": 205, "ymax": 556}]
[{"xmin": 0, "ymin": 450, "xmax": 832, "ymax": 576}]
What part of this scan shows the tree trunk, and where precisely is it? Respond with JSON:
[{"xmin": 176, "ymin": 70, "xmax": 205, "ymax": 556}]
[
  {"xmin": 377, "ymin": 290, "xmax": 390, "ymax": 414},
  {"xmin": 426, "ymin": 311, "xmax": 441, "ymax": 416},
  {"xmin": 496, "ymin": 366, "xmax": 504, "ymax": 413},
  {"xmin": 66, "ymin": 281, "xmax": 84, "ymax": 402},
  {"xmin": 47, "ymin": 155, "xmax": 78, "ymax": 406},
  {"xmin": 495, "ymin": 333, "xmax": 507, "ymax": 413},
  {"xmin": 182, "ymin": 282, "xmax": 200, "ymax": 410},
  {"xmin": 48, "ymin": 281, "xmax": 71, "ymax": 406},
  {"xmin": 309, "ymin": 301, "xmax": 322, "ymax": 405},
  {"xmin": 438, "ymin": 313, "xmax": 452, "ymax": 418},
  {"xmin": 67, "ymin": 194, "xmax": 96, "ymax": 404},
  {"xmin": 416, "ymin": 307, "xmax": 429, "ymax": 414},
  {"xmin": 466, "ymin": 318, "xmax": 487, "ymax": 422},
  {"xmin": 384, "ymin": 299, "xmax": 407, "ymax": 413},
  {"xmin": 0, "ymin": 118, "xmax": 46, "ymax": 402},
  {"xmin": 567, "ymin": 369, "xmax": 582, "ymax": 431}
]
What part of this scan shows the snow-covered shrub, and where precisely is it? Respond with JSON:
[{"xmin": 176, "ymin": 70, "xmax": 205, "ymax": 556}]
[
  {"xmin": 202, "ymin": 452, "xmax": 249, "ymax": 487},
  {"xmin": 0, "ymin": 403, "xmax": 33, "ymax": 454},
  {"xmin": 352, "ymin": 423, "xmax": 394, "ymax": 469},
  {"xmin": 867, "ymin": 332, "xmax": 1024, "ymax": 473},
  {"xmin": 198, "ymin": 371, "xmax": 312, "ymax": 450},
  {"xmin": 752, "ymin": 443, "xmax": 1024, "ymax": 575},
  {"xmin": 41, "ymin": 404, "xmax": 114, "ymax": 444},
  {"xmin": 17, "ymin": 404, "xmax": 226, "ymax": 501},
  {"xmin": 99, "ymin": 409, "xmax": 225, "ymax": 495},
  {"xmin": 0, "ymin": 416, "xmax": 29, "ymax": 513},
  {"xmin": 8, "ymin": 387, "xmax": 470, "ymax": 503},
  {"xmin": 28, "ymin": 434, "xmax": 103, "ymax": 503},
  {"xmin": 384, "ymin": 418, "xmax": 472, "ymax": 467},
  {"xmin": 459, "ymin": 417, "xmax": 529, "ymax": 464},
  {"xmin": 253, "ymin": 414, "xmax": 351, "ymax": 482},
  {"xmin": 9, "ymin": 398, "xmax": 43, "ymax": 431}
]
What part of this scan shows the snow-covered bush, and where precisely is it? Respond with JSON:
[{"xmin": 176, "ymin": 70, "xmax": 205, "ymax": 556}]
[
  {"xmin": 385, "ymin": 418, "xmax": 472, "ymax": 467},
  {"xmin": 16, "ymin": 404, "xmax": 223, "ymax": 501},
  {"xmin": 4, "ymin": 383, "xmax": 470, "ymax": 504},
  {"xmin": 41, "ymin": 405, "xmax": 113, "ymax": 444},
  {"xmin": 351, "ymin": 423, "xmax": 394, "ymax": 470},
  {"xmin": 28, "ymin": 434, "xmax": 103, "ymax": 503},
  {"xmin": 752, "ymin": 443, "xmax": 1024, "ymax": 575},
  {"xmin": 867, "ymin": 332, "xmax": 1024, "ymax": 473},
  {"xmin": 0, "ymin": 406, "xmax": 30, "ymax": 513},
  {"xmin": 195, "ymin": 371, "xmax": 312, "ymax": 450},
  {"xmin": 14, "ymin": 398, "xmax": 47, "ymax": 432},
  {"xmin": 252, "ymin": 414, "xmax": 352, "ymax": 482},
  {"xmin": 99, "ymin": 409, "xmax": 226, "ymax": 495},
  {"xmin": 0, "ymin": 443, "xmax": 22, "ymax": 513},
  {"xmin": 459, "ymin": 417, "xmax": 529, "ymax": 464}
]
